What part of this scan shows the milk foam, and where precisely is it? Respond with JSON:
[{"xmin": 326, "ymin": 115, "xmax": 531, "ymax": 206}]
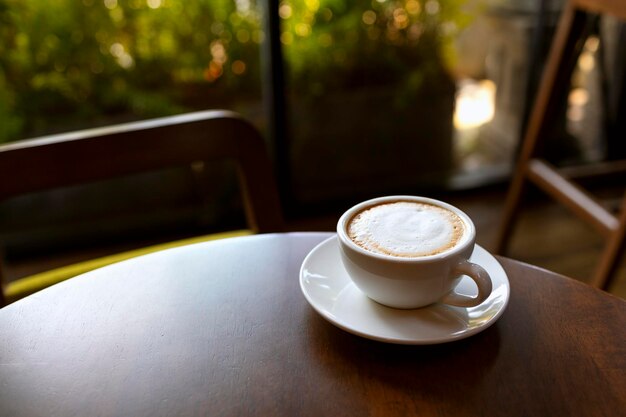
[{"xmin": 347, "ymin": 201, "xmax": 466, "ymax": 257}]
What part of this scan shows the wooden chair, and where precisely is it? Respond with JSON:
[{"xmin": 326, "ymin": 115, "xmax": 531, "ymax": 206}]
[
  {"xmin": 495, "ymin": 0, "xmax": 626, "ymax": 290},
  {"xmin": 0, "ymin": 110, "xmax": 284, "ymax": 305}
]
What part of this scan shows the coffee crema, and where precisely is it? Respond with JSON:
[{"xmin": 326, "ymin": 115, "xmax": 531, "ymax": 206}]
[{"xmin": 347, "ymin": 201, "xmax": 466, "ymax": 258}]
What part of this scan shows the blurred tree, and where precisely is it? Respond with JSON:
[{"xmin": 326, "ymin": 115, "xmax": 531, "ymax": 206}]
[
  {"xmin": 0, "ymin": 0, "xmax": 470, "ymax": 144},
  {"xmin": 0, "ymin": 0, "xmax": 263, "ymax": 143},
  {"xmin": 281, "ymin": 0, "xmax": 471, "ymax": 96}
]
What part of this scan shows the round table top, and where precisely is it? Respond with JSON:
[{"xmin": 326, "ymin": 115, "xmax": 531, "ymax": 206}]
[{"xmin": 1, "ymin": 232, "xmax": 625, "ymax": 416}]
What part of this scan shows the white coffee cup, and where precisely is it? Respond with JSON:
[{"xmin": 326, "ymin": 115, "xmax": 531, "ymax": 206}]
[{"xmin": 336, "ymin": 195, "xmax": 492, "ymax": 309}]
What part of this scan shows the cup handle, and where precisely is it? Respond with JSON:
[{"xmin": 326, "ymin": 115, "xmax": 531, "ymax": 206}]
[{"xmin": 440, "ymin": 260, "xmax": 493, "ymax": 308}]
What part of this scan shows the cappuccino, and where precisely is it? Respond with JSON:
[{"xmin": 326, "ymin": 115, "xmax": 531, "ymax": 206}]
[{"xmin": 347, "ymin": 201, "xmax": 466, "ymax": 258}]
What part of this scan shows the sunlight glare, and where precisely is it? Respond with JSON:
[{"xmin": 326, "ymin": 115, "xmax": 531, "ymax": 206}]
[
  {"xmin": 147, "ymin": 0, "xmax": 161, "ymax": 9},
  {"xmin": 454, "ymin": 80, "xmax": 496, "ymax": 130}
]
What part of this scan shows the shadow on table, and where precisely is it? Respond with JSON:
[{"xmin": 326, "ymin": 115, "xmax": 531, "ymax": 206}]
[{"xmin": 306, "ymin": 308, "xmax": 501, "ymax": 411}]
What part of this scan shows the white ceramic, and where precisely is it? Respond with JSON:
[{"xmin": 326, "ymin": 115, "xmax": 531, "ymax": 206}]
[
  {"xmin": 300, "ymin": 236, "xmax": 510, "ymax": 344},
  {"xmin": 337, "ymin": 196, "xmax": 492, "ymax": 309}
]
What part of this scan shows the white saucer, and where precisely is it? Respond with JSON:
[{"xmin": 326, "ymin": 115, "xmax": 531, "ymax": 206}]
[{"xmin": 300, "ymin": 236, "xmax": 510, "ymax": 345}]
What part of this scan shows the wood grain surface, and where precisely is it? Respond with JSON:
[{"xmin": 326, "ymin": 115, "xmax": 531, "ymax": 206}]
[{"xmin": 1, "ymin": 232, "xmax": 624, "ymax": 417}]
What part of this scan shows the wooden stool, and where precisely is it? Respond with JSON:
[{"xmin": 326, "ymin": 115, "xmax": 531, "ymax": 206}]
[{"xmin": 495, "ymin": 0, "xmax": 626, "ymax": 291}]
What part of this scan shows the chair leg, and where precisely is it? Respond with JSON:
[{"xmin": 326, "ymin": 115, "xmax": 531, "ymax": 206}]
[
  {"xmin": 495, "ymin": 3, "xmax": 587, "ymax": 255},
  {"xmin": 494, "ymin": 164, "xmax": 528, "ymax": 254},
  {"xmin": 0, "ymin": 270, "xmax": 6, "ymax": 308},
  {"xmin": 591, "ymin": 192, "xmax": 626, "ymax": 290}
]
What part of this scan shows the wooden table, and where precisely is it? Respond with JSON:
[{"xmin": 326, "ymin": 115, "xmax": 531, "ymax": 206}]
[{"xmin": 1, "ymin": 232, "xmax": 624, "ymax": 416}]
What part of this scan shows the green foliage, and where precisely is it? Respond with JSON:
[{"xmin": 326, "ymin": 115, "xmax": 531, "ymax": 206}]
[
  {"xmin": 0, "ymin": 0, "xmax": 263, "ymax": 142},
  {"xmin": 0, "ymin": 0, "xmax": 471, "ymax": 143},
  {"xmin": 281, "ymin": 0, "xmax": 471, "ymax": 97}
]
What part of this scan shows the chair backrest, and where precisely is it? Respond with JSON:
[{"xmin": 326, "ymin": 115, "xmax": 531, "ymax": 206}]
[{"xmin": 0, "ymin": 110, "xmax": 284, "ymax": 304}]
